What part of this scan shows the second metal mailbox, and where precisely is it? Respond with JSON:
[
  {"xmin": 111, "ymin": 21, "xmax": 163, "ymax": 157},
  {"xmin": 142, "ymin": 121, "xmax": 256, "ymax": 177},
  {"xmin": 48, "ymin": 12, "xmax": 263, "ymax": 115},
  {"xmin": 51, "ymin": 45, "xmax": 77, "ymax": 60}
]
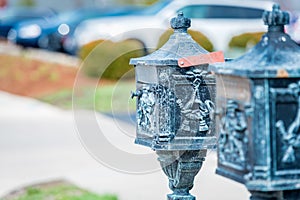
[{"xmin": 211, "ymin": 5, "xmax": 300, "ymax": 199}]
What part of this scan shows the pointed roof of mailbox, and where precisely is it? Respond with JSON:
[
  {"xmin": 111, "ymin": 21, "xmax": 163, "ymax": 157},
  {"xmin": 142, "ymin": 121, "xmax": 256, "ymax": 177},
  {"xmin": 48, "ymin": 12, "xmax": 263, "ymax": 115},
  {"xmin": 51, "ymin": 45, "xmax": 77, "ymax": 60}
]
[
  {"xmin": 129, "ymin": 12, "xmax": 208, "ymax": 66},
  {"xmin": 211, "ymin": 4, "xmax": 300, "ymax": 78}
]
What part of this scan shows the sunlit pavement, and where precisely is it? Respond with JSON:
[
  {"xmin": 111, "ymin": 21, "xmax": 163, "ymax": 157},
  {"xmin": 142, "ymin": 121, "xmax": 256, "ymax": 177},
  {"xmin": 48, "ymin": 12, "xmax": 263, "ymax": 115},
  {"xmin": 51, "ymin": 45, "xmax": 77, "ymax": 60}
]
[{"xmin": 0, "ymin": 91, "xmax": 249, "ymax": 200}]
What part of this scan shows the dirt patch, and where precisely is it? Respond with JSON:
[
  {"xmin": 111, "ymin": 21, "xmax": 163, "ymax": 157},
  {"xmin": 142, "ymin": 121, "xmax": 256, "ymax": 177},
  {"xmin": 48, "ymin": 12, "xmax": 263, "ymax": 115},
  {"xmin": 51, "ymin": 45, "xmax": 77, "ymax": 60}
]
[
  {"xmin": 0, "ymin": 54, "xmax": 77, "ymax": 97},
  {"xmin": 0, "ymin": 42, "xmax": 112, "ymax": 98},
  {"xmin": 0, "ymin": 54, "xmax": 111, "ymax": 98},
  {"xmin": 0, "ymin": 42, "xmax": 134, "ymax": 102}
]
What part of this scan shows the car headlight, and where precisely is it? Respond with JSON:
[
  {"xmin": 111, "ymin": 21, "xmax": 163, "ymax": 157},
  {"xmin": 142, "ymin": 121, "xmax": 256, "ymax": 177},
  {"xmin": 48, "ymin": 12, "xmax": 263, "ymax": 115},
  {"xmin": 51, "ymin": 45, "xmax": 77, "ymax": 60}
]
[
  {"xmin": 58, "ymin": 23, "xmax": 70, "ymax": 36},
  {"xmin": 7, "ymin": 29, "xmax": 17, "ymax": 42},
  {"xmin": 19, "ymin": 24, "xmax": 42, "ymax": 39}
]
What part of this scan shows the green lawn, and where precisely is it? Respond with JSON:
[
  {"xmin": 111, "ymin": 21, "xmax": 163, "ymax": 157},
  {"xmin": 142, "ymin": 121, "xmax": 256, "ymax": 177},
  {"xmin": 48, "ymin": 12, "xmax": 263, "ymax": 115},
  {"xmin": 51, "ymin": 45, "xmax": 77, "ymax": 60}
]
[
  {"xmin": 6, "ymin": 183, "xmax": 117, "ymax": 200},
  {"xmin": 39, "ymin": 81, "xmax": 136, "ymax": 113}
]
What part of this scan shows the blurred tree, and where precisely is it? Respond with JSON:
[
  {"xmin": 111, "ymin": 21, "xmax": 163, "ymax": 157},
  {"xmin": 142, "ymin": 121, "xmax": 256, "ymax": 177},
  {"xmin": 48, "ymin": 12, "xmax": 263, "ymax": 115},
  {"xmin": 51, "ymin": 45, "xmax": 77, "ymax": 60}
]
[
  {"xmin": 142, "ymin": 0, "xmax": 159, "ymax": 5},
  {"xmin": 114, "ymin": 0, "xmax": 158, "ymax": 6},
  {"xmin": 18, "ymin": 0, "xmax": 35, "ymax": 7}
]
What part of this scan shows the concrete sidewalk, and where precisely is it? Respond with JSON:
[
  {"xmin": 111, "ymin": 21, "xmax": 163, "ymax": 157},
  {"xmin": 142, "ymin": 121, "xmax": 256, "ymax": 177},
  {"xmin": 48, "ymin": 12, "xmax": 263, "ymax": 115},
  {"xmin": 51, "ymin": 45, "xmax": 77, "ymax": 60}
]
[{"xmin": 0, "ymin": 91, "xmax": 249, "ymax": 200}]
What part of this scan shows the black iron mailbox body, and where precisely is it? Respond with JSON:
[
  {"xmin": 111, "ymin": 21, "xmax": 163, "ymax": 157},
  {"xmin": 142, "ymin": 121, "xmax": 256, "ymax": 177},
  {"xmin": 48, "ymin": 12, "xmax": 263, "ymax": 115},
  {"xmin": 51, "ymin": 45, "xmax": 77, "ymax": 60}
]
[
  {"xmin": 130, "ymin": 13, "xmax": 221, "ymax": 200},
  {"xmin": 210, "ymin": 5, "xmax": 300, "ymax": 199}
]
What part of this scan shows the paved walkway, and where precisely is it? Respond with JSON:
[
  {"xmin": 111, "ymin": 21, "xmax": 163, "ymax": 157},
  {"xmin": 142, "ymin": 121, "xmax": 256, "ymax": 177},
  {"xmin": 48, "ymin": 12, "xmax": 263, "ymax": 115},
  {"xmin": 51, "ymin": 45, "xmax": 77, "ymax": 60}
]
[{"xmin": 0, "ymin": 91, "xmax": 249, "ymax": 200}]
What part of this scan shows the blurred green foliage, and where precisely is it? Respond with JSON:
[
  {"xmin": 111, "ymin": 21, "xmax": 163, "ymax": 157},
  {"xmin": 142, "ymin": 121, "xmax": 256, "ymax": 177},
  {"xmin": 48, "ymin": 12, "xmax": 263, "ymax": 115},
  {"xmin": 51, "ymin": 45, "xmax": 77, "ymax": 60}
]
[
  {"xmin": 79, "ymin": 40, "xmax": 144, "ymax": 80},
  {"xmin": 157, "ymin": 29, "xmax": 214, "ymax": 52},
  {"xmin": 11, "ymin": 184, "xmax": 118, "ymax": 200},
  {"xmin": 40, "ymin": 81, "xmax": 136, "ymax": 113},
  {"xmin": 18, "ymin": 0, "xmax": 35, "ymax": 7},
  {"xmin": 115, "ymin": 0, "xmax": 158, "ymax": 5},
  {"xmin": 229, "ymin": 32, "xmax": 265, "ymax": 48}
]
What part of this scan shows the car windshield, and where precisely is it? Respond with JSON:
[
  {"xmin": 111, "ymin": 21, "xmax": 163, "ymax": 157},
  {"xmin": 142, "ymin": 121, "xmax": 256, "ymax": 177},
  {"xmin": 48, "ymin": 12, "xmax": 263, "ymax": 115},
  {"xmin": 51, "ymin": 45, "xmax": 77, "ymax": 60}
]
[
  {"xmin": 181, "ymin": 5, "xmax": 265, "ymax": 19},
  {"xmin": 136, "ymin": 0, "xmax": 172, "ymax": 15}
]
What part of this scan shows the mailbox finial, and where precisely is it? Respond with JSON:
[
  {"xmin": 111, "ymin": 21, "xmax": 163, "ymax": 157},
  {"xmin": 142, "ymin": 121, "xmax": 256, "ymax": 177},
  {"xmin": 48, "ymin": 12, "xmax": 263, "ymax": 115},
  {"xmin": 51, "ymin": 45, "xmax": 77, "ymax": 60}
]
[
  {"xmin": 171, "ymin": 12, "xmax": 191, "ymax": 32},
  {"xmin": 263, "ymin": 4, "xmax": 290, "ymax": 31}
]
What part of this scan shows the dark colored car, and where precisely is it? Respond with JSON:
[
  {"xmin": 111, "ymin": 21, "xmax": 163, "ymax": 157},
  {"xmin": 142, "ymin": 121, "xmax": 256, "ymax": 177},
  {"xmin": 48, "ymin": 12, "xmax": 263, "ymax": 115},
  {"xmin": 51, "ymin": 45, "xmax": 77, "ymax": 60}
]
[
  {"xmin": 0, "ymin": 7, "xmax": 56, "ymax": 39},
  {"xmin": 8, "ymin": 6, "xmax": 141, "ymax": 53}
]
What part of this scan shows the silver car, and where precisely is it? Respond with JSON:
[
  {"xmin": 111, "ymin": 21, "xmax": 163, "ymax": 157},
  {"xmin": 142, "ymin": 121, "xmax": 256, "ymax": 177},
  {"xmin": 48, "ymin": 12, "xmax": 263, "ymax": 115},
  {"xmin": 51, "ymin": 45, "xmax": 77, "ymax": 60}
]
[{"xmin": 65, "ymin": 0, "xmax": 274, "ymax": 54}]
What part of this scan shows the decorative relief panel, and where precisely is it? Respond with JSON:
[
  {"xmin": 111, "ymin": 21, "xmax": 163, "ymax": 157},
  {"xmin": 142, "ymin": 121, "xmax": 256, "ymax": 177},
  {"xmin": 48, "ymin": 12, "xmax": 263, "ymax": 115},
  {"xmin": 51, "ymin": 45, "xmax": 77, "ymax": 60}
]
[
  {"xmin": 173, "ymin": 68, "xmax": 215, "ymax": 137},
  {"xmin": 133, "ymin": 67, "xmax": 215, "ymax": 148},
  {"xmin": 272, "ymin": 81, "xmax": 300, "ymax": 172},
  {"xmin": 133, "ymin": 85, "xmax": 157, "ymax": 134},
  {"xmin": 218, "ymin": 99, "xmax": 249, "ymax": 170}
]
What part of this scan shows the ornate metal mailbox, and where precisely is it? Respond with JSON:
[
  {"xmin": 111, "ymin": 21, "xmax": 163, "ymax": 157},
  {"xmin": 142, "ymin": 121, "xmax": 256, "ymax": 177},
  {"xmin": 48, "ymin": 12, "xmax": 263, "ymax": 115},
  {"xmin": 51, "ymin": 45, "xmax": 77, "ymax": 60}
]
[
  {"xmin": 211, "ymin": 5, "xmax": 300, "ymax": 199},
  {"xmin": 130, "ymin": 13, "xmax": 223, "ymax": 200}
]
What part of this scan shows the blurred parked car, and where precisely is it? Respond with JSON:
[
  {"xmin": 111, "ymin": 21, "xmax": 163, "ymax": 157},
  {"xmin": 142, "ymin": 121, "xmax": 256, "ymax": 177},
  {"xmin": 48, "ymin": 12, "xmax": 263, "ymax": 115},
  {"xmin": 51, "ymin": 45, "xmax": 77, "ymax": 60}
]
[
  {"xmin": 0, "ymin": 7, "xmax": 56, "ymax": 39},
  {"xmin": 8, "ymin": 6, "xmax": 141, "ymax": 52},
  {"xmin": 66, "ymin": 0, "xmax": 274, "ymax": 55}
]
